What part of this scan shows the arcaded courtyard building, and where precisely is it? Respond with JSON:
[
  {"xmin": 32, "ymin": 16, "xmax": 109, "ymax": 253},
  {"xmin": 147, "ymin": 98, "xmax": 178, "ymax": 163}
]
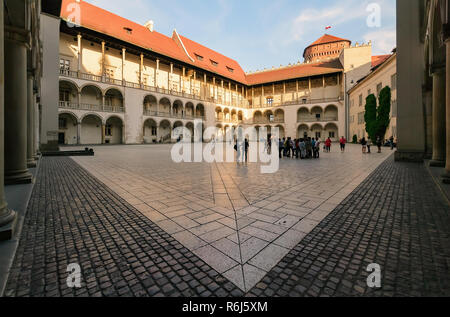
[{"xmin": 53, "ymin": 0, "xmax": 393, "ymax": 146}]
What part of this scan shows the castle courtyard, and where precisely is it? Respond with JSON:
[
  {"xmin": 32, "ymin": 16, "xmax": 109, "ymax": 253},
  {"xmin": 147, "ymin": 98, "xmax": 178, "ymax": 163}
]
[{"xmin": 3, "ymin": 144, "xmax": 449, "ymax": 296}]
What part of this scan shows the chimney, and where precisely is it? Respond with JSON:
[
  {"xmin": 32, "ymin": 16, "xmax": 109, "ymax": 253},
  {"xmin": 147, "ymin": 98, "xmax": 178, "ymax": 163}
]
[{"xmin": 144, "ymin": 20, "xmax": 154, "ymax": 32}]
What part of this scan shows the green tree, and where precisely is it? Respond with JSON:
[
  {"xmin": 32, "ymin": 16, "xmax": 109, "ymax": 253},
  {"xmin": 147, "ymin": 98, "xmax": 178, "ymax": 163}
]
[
  {"xmin": 352, "ymin": 134, "xmax": 358, "ymax": 144},
  {"xmin": 364, "ymin": 86, "xmax": 392, "ymax": 141},
  {"xmin": 375, "ymin": 86, "xmax": 391, "ymax": 139},
  {"xmin": 364, "ymin": 94, "xmax": 377, "ymax": 140}
]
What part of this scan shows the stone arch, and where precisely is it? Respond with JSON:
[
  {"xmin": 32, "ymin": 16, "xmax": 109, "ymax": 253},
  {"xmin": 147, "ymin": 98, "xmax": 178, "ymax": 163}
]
[
  {"xmin": 186, "ymin": 122, "xmax": 195, "ymax": 142},
  {"xmin": 104, "ymin": 88, "xmax": 124, "ymax": 109},
  {"xmin": 274, "ymin": 109, "xmax": 284, "ymax": 122},
  {"xmin": 310, "ymin": 105, "xmax": 324, "ymax": 116},
  {"xmin": 223, "ymin": 108, "xmax": 230, "ymax": 121},
  {"xmin": 297, "ymin": 107, "xmax": 310, "ymax": 122},
  {"xmin": 297, "ymin": 124, "xmax": 310, "ymax": 139},
  {"xmin": 80, "ymin": 113, "xmax": 103, "ymax": 144},
  {"xmin": 58, "ymin": 112, "xmax": 79, "ymax": 145},
  {"xmin": 324, "ymin": 104, "xmax": 338, "ymax": 121},
  {"xmin": 324, "ymin": 123, "xmax": 339, "ymax": 141},
  {"xmin": 263, "ymin": 110, "xmax": 273, "ymax": 122},
  {"xmin": 159, "ymin": 119, "xmax": 172, "ymax": 143},
  {"xmin": 105, "ymin": 116, "xmax": 123, "ymax": 144},
  {"xmin": 274, "ymin": 125, "xmax": 285, "ymax": 139},
  {"xmin": 143, "ymin": 118, "xmax": 158, "ymax": 144},
  {"xmin": 80, "ymin": 85, "xmax": 103, "ymax": 110},
  {"xmin": 215, "ymin": 107, "xmax": 223, "ymax": 121},
  {"xmin": 143, "ymin": 95, "xmax": 158, "ymax": 115},
  {"xmin": 238, "ymin": 110, "xmax": 243, "ymax": 122},
  {"xmin": 253, "ymin": 111, "xmax": 263, "ymax": 123},
  {"xmin": 185, "ymin": 102, "xmax": 195, "ymax": 118},
  {"xmin": 196, "ymin": 103, "xmax": 205, "ymax": 118},
  {"xmin": 159, "ymin": 97, "xmax": 171, "ymax": 116},
  {"xmin": 59, "ymin": 80, "xmax": 79, "ymax": 109},
  {"xmin": 173, "ymin": 100, "xmax": 183, "ymax": 118}
]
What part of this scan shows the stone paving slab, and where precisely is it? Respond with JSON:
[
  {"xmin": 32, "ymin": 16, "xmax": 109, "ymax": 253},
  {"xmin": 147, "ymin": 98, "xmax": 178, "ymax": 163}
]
[
  {"xmin": 69, "ymin": 144, "xmax": 391, "ymax": 292},
  {"xmin": 3, "ymin": 157, "xmax": 243, "ymax": 297},
  {"xmin": 3, "ymin": 145, "xmax": 450, "ymax": 296}
]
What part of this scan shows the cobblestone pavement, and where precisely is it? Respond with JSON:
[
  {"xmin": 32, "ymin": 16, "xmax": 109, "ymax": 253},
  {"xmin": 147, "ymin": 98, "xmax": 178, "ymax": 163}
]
[
  {"xmin": 246, "ymin": 157, "xmax": 450, "ymax": 297},
  {"xmin": 69, "ymin": 144, "xmax": 391, "ymax": 291},
  {"xmin": 3, "ymin": 145, "xmax": 449, "ymax": 296},
  {"xmin": 4, "ymin": 157, "xmax": 244, "ymax": 297}
]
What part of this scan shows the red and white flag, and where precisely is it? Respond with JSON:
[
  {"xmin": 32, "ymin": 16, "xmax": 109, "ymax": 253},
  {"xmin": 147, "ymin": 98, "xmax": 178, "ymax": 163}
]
[{"xmin": 325, "ymin": 26, "xmax": 332, "ymax": 30}]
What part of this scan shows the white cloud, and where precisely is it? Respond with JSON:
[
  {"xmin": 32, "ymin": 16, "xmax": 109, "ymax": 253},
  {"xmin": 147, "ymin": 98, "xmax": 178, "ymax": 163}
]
[{"xmin": 364, "ymin": 28, "xmax": 396, "ymax": 54}]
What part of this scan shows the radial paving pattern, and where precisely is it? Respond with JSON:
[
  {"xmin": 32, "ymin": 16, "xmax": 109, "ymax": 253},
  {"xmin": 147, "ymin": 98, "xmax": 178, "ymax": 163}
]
[{"xmin": 70, "ymin": 144, "xmax": 392, "ymax": 291}]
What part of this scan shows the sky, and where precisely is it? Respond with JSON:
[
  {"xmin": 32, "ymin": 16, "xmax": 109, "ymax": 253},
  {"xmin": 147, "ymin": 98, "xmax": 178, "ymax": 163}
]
[{"xmin": 84, "ymin": 0, "xmax": 396, "ymax": 73}]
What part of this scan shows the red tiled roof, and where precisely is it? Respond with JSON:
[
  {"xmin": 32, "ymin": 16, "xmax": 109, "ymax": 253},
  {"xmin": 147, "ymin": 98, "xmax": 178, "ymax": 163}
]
[
  {"xmin": 303, "ymin": 34, "xmax": 351, "ymax": 58},
  {"xmin": 60, "ymin": 0, "xmax": 191, "ymax": 65},
  {"xmin": 246, "ymin": 60, "xmax": 343, "ymax": 85},
  {"xmin": 60, "ymin": 0, "xmax": 248, "ymax": 84},
  {"xmin": 371, "ymin": 54, "xmax": 391, "ymax": 68},
  {"xmin": 308, "ymin": 34, "xmax": 351, "ymax": 47},
  {"xmin": 59, "ymin": 0, "xmax": 345, "ymax": 86},
  {"xmin": 178, "ymin": 35, "xmax": 247, "ymax": 84}
]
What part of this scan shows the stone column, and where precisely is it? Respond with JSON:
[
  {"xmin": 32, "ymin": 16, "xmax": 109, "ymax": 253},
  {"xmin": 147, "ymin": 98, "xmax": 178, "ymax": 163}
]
[
  {"xmin": 4, "ymin": 27, "xmax": 33, "ymax": 185},
  {"xmin": 395, "ymin": 0, "xmax": 426, "ymax": 162},
  {"xmin": 443, "ymin": 40, "xmax": 450, "ymax": 183},
  {"xmin": 430, "ymin": 68, "xmax": 446, "ymax": 167},
  {"xmin": 101, "ymin": 124, "xmax": 106, "ymax": 144},
  {"xmin": 0, "ymin": 0, "xmax": 16, "ymax": 240},
  {"xmin": 77, "ymin": 122, "xmax": 81, "ymax": 144},
  {"xmin": 27, "ymin": 72, "xmax": 37, "ymax": 168}
]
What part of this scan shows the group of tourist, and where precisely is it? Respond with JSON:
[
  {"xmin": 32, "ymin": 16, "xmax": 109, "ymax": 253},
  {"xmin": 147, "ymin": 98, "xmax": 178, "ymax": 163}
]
[{"xmin": 277, "ymin": 137, "xmax": 336, "ymax": 159}]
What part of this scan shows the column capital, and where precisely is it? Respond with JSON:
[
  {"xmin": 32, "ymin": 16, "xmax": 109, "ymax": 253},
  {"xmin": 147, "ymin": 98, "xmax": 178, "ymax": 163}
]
[
  {"xmin": 4, "ymin": 25, "xmax": 30, "ymax": 48},
  {"xmin": 430, "ymin": 63, "xmax": 446, "ymax": 75}
]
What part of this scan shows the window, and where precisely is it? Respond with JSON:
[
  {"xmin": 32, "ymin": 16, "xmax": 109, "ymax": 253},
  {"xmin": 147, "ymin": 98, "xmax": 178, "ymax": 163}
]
[
  {"xmin": 151, "ymin": 126, "xmax": 157, "ymax": 136},
  {"xmin": 105, "ymin": 125, "xmax": 112, "ymax": 136},
  {"xmin": 391, "ymin": 74, "xmax": 397, "ymax": 90},
  {"xmin": 358, "ymin": 112, "xmax": 365, "ymax": 124},
  {"xmin": 329, "ymin": 132, "xmax": 335, "ymax": 138},
  {"xmin": 376, "ymin": 83, "xmax": 382, "ymax": 96},
  {"xmin": 195, "ymin": 54, "xmax": 204, "ymax": 61},
  {"xmin": 60, "ymin": 58, "xmax": 70, "ymax": 75},
  {"xmin": 210, "ymin": 59, "xmax": 218, "ymax": 67},
  {"xmin": 368, "ymin": 89, "xmax": 371, "ymax": 96},
  {"xmin": 315, "ymin": 132, "xmax": 321, "ymax": 139},
  {"xmin": 226, "ymin": 67, "xmax": 234, "ymax": 73},
  {"xmin": 359, "ymin": 94, "xmax": 363, "ymax": 107},
  {"xmin": 59, "ymin": 118, "xmax": 67, "ymax": 129},
  {"xmin": 315, "ymin": 113, "xmax": 321, "ymax": 119},
  {"xmin": 123, "ymin": 27, "xmax": 133, "ymax": 34},
  {"xmin": 266, "ymin": 97, "xmax": 274, "ymax": 106}
]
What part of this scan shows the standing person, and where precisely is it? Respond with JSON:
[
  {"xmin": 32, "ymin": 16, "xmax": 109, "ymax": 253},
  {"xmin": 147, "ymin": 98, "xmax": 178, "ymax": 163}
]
[
  {"xmin": 244, "ymin": 138, "xmax": 249, "ymax": 162},
  {"xmin": 339, "ymin": 136, "xmax": 347, "ymax": 152},
  {"xmin": 278, "ymin": 138, "xmax": 284, "ymax": 159},
  {"xmin": 295, "ymin": 139, "xmax": 300, "ymax": 159},
  {"xmin": 390, "ymin": 136, "xmax": 395, "ymax": 150},
  {"xmin": 300, "ymin": 139, "xmax": 306, "ymax": 159},
  {"xmin": 289, "ymin": 139, "xmax": 295, "ymax": 158},
  {"xmin": 315, "ymin": 138, "xmax": 321, "ymax": 158},
  {"xmin": 325, "ymin": 137, "xmax": 332, "ymax": 153},
  {"xmin": 366, "ymin": 137, "xmax": 371, "ymax": 154},
  {"xmin": 361, "ymin": 137, "xmax": 367, "ymax": 154},
  {"xmin": 376, "ymin": 136, "xmax": 382, "ymax": 153}
]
